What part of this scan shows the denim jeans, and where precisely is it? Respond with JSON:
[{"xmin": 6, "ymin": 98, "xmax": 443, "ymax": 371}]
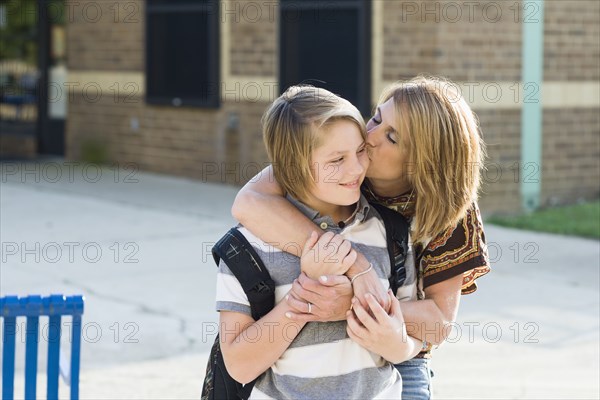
[{"xmin": 395, "ymin": 358, "xmax": 433, "ymax": 400}]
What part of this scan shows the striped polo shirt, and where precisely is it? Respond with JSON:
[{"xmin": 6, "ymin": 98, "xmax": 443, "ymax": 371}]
[{"xmin": 215, "ymin": 194, "xmax": 403, "ymax": 399}]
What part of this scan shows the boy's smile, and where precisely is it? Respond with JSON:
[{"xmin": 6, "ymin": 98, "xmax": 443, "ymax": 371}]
[{"xmin": 303, "ymin": 119, "xmax": 370, "ymax": 223}]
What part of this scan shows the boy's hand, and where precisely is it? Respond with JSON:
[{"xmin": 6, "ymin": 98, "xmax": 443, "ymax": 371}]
[{"xmin": 300, "ymin": 231, "xmax": 357, "ymax": 279}]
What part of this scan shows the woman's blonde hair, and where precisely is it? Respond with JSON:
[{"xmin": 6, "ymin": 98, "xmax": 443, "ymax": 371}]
[
  {"xmin": 262, "ymin": 85, "xmax": 366, "ymax": 202},
  {"xmin": 379, "ymin": 76, "xmax": 487, "ymax": 245}
]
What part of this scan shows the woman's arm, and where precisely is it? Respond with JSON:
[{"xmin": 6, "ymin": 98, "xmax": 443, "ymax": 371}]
[
  {"xmin": 286, "ymin": 272, "xmax": 463, "ymax": 347},
  {"xmin": 232, "ymin": 166, "xmax": 313, "ymax": 256},
  {"xmin": 219, "ymin": 298, "xmax": 306, "ymax": 384},
  {"xmin": 233, "ymin": 166, "xmax": 351, "ymax": 276},
  {"xmin": 232, "ymin": 166, "xmax": 389, "ymax": 307},
  {"xmin": 399, "ymin": 274, "xmax": 463, "ymax": 346}
]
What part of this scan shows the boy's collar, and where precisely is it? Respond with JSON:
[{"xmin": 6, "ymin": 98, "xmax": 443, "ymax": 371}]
[{"xmin": 285, "ymin": 193, "xmax": 371, "ymax": 227}]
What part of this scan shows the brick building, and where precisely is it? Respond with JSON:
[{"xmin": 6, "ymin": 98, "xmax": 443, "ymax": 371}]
[{"xmin": 1, "ymin": 0, "xmax": 598, "ymax": 214}]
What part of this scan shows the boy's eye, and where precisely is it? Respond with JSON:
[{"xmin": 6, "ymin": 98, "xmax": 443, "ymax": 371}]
[
  {"xmin": 357, "ymin": 146, "xmax": 367, "ymax": 153},
  {"xmin": 331, "ymin": 157, "xmax": 344, "ymax": 164}
]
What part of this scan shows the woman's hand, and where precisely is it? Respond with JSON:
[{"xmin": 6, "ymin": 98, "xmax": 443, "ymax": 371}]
[
  {"xmin": 346, "ymin": 290, "xmax": 421, "ymax": 364},
  {"xmin": 285, "ymin": 273, "xmax": 353, "ymax": 322},
  {"xmin": 300, "ymin": 231, "xmax": 357, "ymax": 279}
]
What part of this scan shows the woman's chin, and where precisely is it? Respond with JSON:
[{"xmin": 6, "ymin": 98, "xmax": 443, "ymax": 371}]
[{"xmin": 365, "ymin": 171, "xmax": 382, "ymax": 181}]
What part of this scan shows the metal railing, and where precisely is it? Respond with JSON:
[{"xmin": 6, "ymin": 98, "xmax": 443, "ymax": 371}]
[{"xmin": 1, "ymin": 294, "xmax": 84, "ymax": 400}]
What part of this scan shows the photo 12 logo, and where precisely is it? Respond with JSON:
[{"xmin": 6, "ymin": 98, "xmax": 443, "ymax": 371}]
[{"xmin": 1, "ymin": 242, "xmax": 140, "ymax": 264}]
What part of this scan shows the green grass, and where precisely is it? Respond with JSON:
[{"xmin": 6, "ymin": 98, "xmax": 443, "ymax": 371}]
[{"xmin": 486, "ymin": 201, "xmax": 600, "ymax": 239}]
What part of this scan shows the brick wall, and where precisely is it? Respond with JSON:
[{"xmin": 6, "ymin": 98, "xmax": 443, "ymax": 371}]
[
  {"xmin": 0, "ymin": 134, "xmax": 37, "ymax": 158},
  {"xmin": 541, "ymin": 108, "xmax": 600, "ymax": 204},
  {"xmin": 477, "ymin": 109, "xmax": 522, "ymax": 214},
  {"xmin": 229, "ymin": 1, "xmax": 277, "ymax": 77},
  {"xmin": 66, "ymin": 0, "xmax": 271, "ymax": 185},
  {"xmin": 475, "ymin": 108, "xmax": 600, "ymax": 214},
  {"xmin": 67, "ymin": 0, "xmax": 144, "ymax": 72},
  {"xmin": 64, "ymin": 0, "xmax": 599, "ymax": 214},
  {"xmin": 66, "ymin": 90, "xmax": 270, "ymax": 185},
  {"xmin": 382, "ymin": 0, "xmax": 522, "ymax": 81},
  {"xmin": 544, "ymin": 0, "xmax": 600, "ymax": 80},
  {"xmin": 380, "ymin": 0, "xmax": 600, "ymax": 82}
]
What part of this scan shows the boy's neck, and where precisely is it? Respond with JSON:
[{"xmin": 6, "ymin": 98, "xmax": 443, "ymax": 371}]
[
  {"xmin": 323, "ymin": 205, "xmax": 354, "ymax": 225},
  {"xmin": 302, "ymin": 198, "xmax": 355, "ymax": 225}
]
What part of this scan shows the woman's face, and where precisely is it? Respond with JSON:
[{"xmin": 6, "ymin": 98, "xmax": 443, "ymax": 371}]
[{"xmin": 365, "ymin": 98, "xmax": 411, "ymax": 190}]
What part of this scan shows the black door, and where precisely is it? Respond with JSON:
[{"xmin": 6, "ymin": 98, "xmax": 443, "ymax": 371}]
[
  {"xmin": 39, "ymin": 0, "xmax": 66, "ymax": 156},
  {"xmin": 0, "ymin": 0, "xmax": 40, "ymax": 144},
  {"xmin": 279, "ymin": 0, "xmax": 371, "ymax": 116},
  {"xmin": 0, "ymin": 0, "xmax": 65, "ymax": 156}
]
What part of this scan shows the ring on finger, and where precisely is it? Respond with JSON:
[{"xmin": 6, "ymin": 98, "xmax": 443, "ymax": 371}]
[{"xmin": 307, "ymin": 302, "xmax": 312, "ymax": 314}]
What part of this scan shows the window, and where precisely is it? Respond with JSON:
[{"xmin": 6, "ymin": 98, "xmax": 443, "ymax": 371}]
[
  {"xmin": 146, "ymin": 0, "xmax": 219, "ymax": 108},
  {"xmin": 280, "ymin": 0, "xmax": 371, "ymax": 115}
]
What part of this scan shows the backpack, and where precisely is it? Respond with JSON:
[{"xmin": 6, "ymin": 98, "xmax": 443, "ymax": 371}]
[
  {"xmin": 201, "ymin": 228, "xmax": 276, "ymax": 400},
  {"xmin": 201, "ymin": 206, "xmax": 409, "ymax": 400},
  {"xmin": 371, "ymin": 202, "xmax": 410, "ymax": 294}
]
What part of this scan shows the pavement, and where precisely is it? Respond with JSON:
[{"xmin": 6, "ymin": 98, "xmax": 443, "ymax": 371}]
[{"xmin": 1, "ymin": 158, "xmax": 598, "ymax": 399}]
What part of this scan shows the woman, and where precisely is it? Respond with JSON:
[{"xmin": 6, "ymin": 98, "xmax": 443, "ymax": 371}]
[{"xmin": 232, "ymin": 76, "xmax": 491, "ymax": 399}]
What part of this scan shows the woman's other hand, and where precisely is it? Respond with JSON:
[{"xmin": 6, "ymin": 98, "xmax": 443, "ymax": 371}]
[
  {"xmin": 346, "ymin": 290, "xmax": 421, "ymax": 364},
  {"xmin": 285, "ymin": 273, "xmax": 353, "ymax": 322}
]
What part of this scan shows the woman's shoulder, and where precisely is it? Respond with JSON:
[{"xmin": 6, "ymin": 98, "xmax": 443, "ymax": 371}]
[{"xmin": 419, "ymin": 201, "xmax": 490, "ymax": 294}]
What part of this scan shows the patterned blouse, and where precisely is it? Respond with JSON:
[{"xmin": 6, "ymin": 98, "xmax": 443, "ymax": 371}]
[{"xmin": 363, "ymin": 186, "xmax": 490, "ymax": 297}]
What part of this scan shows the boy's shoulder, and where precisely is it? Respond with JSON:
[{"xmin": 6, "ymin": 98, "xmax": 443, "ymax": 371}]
[{"xmin": 228, "ymin": 224, "xmax": 284, "ymax": 255}]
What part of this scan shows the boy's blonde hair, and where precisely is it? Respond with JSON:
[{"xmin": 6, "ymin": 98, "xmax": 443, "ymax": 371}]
[
  {"xmin": 379, "ymin": 76, "xmax": 487, "ymax": 245},
  {"xmin": 262, "ymin": 85, "xmax": 366, "ymax": 201}
]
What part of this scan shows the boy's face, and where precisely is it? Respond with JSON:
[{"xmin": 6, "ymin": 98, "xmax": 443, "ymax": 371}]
[{"xmin": 306, "ymin": 120, "xmax": 369, "ymax": 212}]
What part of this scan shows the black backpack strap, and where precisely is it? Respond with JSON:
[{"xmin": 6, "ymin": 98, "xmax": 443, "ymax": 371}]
[
  {"xmin": 212, "ymin": 228, "xmax": 276, "ymax": 322},
  {"xmin": 210, "ymin": 228, "xmax": 276, "ymax": 399},
  {"xmin": 371, "ymin": 203, "xmax": 410, "ymax": 294}
]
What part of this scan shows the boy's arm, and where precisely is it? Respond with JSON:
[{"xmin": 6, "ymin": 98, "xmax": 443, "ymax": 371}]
[{"xmin": 219, "ymin": 298, "xmax": 306, "ymax": 385}]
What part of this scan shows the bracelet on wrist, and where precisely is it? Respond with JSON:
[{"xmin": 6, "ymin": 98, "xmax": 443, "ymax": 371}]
[
  {"xmin": 350, "ymin": 263, "xmax": 373, "ymax": 284},
  {"xmin": 421, "ymin": 340, "xmax": 432, "ymax": 352}
]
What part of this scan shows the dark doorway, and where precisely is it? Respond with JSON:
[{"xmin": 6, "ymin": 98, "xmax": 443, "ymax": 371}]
[
  {"xmin": 279, "ymin": 0, "xmax": 371, "ymax": 116},
  {"xmin": 0, "ymin": 0, "xmax": 66, "ymax": 157}
]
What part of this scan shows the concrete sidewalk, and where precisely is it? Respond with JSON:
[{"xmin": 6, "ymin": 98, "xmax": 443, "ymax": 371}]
[{"xmin": 1, "ymin": 159, "xmax": 599, "ymax": 399}]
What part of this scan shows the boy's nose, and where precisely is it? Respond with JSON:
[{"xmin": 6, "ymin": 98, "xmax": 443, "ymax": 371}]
[{"xmin": 350, "ymin": 156, "xmax": 366, "ymax": 176}]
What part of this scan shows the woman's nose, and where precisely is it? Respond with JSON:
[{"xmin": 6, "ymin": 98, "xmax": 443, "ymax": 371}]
[{"xmin": 366, "ymin": 127, "xmax": 379, "ymax": 146}]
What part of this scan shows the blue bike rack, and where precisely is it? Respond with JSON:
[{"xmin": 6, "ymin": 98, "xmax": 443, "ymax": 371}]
[{"xmin": 1, "ymin": 294, "xmax": 85, "ymax": 400}]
